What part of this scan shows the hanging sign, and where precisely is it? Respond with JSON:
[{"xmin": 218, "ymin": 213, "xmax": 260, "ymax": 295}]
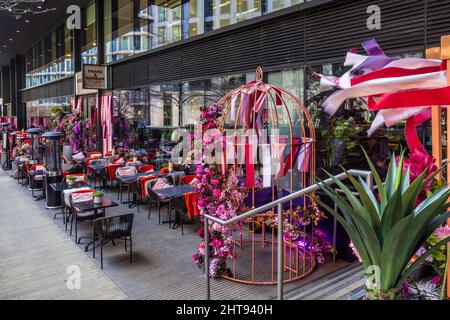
[{"xmin": 82, "ymin": 64, "xmax": 108, "ymax": 90}]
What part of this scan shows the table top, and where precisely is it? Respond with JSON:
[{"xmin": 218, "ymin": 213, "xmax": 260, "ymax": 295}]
[
  {"xmin": 49, "ymin": 182, "xmax": 86, "ymax": 192},
  {"xmin": 156, "ymin": 185, "xmax": 193, "ymax": 198},
  {"xmin": 117, "ymin": 172, "xmax": 155, "ymax": 183},
  {"xmin": 116, "ymin": 170, "xmax": 183, "ymax": 183},
  {"xmin": 73, "ymin": 197, "xmax": 119, "ymax": 212},
  {"xmin": 29, "ymin": 169, "xmax": 43, "ymax": 176},
  {"xmin": 89, "ymin": 163, "xmax": 107, "ymax": 172}
]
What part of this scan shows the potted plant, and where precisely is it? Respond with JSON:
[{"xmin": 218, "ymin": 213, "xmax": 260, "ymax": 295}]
[
  {"xmin": 317, "ymin": 150, "xmax": 450, "ymax": 300},
  {"xmin": 66, "ymin": 175, "xmax": 76, "ymax": 187},
  {"xmin": 94, "ymin": 191, "xmax": 104, "ymax": 204}
]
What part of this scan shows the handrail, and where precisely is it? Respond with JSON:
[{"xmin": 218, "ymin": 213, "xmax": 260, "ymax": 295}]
[{"xmin": 203, "ymin": 169, "xmax": 373, "ymax": 300}]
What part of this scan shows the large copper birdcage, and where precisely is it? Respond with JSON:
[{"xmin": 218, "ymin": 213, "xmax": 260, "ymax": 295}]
[{"xmin": 215, "ymin": 67, "xmax": 317, "ymax": 285}]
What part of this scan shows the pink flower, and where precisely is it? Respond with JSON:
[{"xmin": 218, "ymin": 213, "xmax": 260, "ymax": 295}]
[
  {"xmin": 213, "ymin": 189, "xmax": 221, "ymax": 198},
  {"xmin": 212, "ymin": 179, "xmax": 220, "ymax": 186},
  {"xmin": 212, "ymin": 238, "xmax": 223, "ymax": 249},
  {"xmin": 432, "ymin": 275, "xmax": 443, "ymax": 288},
  {"xmin": 192, "ymin": 252, "xmax": 199, "ymax": 263},
  {"xmin": 349, "ymin": 241, "xmax": 362, "ymax": 262},
  {"xmin": 197, "ymin": 227, "xmax": 205, "ymax": 238},
  {"xmin": 434, "ymin": 225, "xmax": 450, "ymax": 240},
  {"xmin": 399, "ymin": 148, "xmax": 437, "ymax": 189},
  {"xmin": 199, "ymin": 241, "xmax": 206, "ymax": 255},
  {"xmin": 197, "ymin": 199, "xmax": 205, "ymax": 207}
]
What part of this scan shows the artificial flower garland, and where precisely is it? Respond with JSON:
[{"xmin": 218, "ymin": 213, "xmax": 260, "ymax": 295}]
[
  {"xmin": 192, "ymin": 103, "xmax": 246, "ymax": 278},
  {"xmin": 192, "ymin": 103, "xmax": 333, "ymax": 277}
]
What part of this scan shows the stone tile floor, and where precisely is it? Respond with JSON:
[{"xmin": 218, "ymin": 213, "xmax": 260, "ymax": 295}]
[{"xmin": 0, "ymin": 169, "xmax": 357, "ymax": 300}]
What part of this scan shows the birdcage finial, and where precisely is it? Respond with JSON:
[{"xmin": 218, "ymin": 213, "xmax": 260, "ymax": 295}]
[{"xmin": 255, "ymin": 66, "xmax": 263, "ymax": 81}]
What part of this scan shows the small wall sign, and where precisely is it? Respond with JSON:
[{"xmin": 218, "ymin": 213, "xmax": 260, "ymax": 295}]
[{"xmin": 82, "ymin": 64, "xmax": 108, "ymax": 89}]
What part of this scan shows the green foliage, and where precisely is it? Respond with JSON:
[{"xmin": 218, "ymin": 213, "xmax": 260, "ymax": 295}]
[
  {"xmin": 317, "ymin": 149, "xmax": 450, "ymax": 299},
  {"xmin": 94, "ymin": 191, "xmax": 104, "ymax": 197}
]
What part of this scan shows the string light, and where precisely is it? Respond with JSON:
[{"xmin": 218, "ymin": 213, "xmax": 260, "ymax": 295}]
[{"xmin": 0, "ymin": 1, "xmax": 56, "ymax": 20}]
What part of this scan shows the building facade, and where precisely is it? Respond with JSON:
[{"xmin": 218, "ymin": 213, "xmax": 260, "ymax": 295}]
[{"xmin": 0, "ymin": 0, "xmax": 450, "ymax": 152}]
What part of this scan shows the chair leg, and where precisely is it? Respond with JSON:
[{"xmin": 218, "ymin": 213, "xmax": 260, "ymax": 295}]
[
  {"xmin": 75, "ymin": 218, "xmax": 78, "ymax": 244},
  {"xmin": 124, "ymin": 237, "xmax": 127, "ymax": 252},
  {"xmin": 148, "ymin": 201, "xmax": 152, "ymax": 220},
  {"xmin": 181, "ymin": 213, "xmax": 184, "ymax": 236},
  {"xmin": 158, "ymin": 203, "xmax": 161, "ymax": 225},
  {"xmin": 70, "ymin": 214, "xmax": 74, "ymax": 235},
  {"xmin": 93, "ymin": 233, "xmax": 96, "ymax": 259},
  {"xmin": 130, "ymin": 236, "xmax": 132, "ymax": 263},
  {"xmin": 100, "ymin": 240, "xmax": 103, "ymax": 269}
]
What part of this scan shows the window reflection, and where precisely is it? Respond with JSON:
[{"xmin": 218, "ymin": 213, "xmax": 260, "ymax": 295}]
[
  {"xmin": 26, "ymin": 96, "xmax": 71, "ymax": 130},
  {"xmin": 263, "ymin": 0, "xmax": 304, "ymax": 14},
  {"xmin": 25, "ymin": 24, "xmax": 73, "ymax": 88},
  {"xmin": 104, "ymin": 0, "xmax": 152, "ymax": 62},
  {"xmin": 205, "ymin": 0, "xmax": 261, "ymax": 32},
  {"xmin": 81, "ymin": 2, "xmax": 98, "ymax": 65}
]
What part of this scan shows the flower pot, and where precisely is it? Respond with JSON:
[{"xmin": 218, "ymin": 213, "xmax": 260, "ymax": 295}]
[
  {"xmin": 67, "ymin": 181, "xmax": 74, "ymax": 188},
  {"xmin": 63, "ymin": 145, "xmax": 73, "ymax": 163},
  {"xmin": 94, "ymin": 196, "xmax": 103, "ymax": 204}
]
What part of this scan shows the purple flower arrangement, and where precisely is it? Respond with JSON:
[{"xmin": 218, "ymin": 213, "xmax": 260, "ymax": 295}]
[{"xmin": 52, "ymin": 109, "xmax": 96, "ymax": 153}]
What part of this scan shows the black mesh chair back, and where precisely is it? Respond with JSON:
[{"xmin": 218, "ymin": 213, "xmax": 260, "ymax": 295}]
[
  {"xmin": 94, "ymin": 213, "xmax": 134, "ymax": 240},
  {"xmin": 93, "ymin": 213, "xmax": 134, "ymax": 269}
]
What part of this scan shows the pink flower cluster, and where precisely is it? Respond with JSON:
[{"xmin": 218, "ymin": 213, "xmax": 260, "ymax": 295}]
[{"xmin": 192, "ymin": 104, "xmax": 247, "ymax": 278}]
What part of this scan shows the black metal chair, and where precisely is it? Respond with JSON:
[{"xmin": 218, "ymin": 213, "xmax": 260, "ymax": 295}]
[
  {"xmin": 69, "ymin": 190, "xmax": 102, "ymax": 245},
  {"xmin": 93, "ymin": 213, "xmax": 134, "ymax": 269},
  {"xmin": 165, "ymin": 172, "xmax": 185, "ymax": 186},
  {"xmin": 87, "ymin": 159, "xmax": 106, "ymax": 189},
  {"xmin": 146, "ymin": 178, "xmax": 172, "ymax": 224},
  {"xmin": 115, "ymin": 166, "xmax": 138, "ymax": 204}
]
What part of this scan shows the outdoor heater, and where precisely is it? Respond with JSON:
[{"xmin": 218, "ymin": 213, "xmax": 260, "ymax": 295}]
[
  {"xmin": 42, "ymin": 132, "xmax": 64, "ymax": 209},
  {"xmin": 26, "ymin": 128, "xmax": 44, "ymax": 165},
  {"xmin": 0, "ymin": 122, "xmax": 11, "ymax": 170}
]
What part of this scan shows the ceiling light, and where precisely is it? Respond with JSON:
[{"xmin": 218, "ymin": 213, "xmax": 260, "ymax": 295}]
[
  {"xmin": 9, "ymin": 38, "xmax": 13, "ymax": 41},
  {"xmin": 25, "ymin": 20, "xmax": 30, "ymax": 23},
  {"xmin": 16, "ymin": 30, "xmax": 20, "ymax": 33}
]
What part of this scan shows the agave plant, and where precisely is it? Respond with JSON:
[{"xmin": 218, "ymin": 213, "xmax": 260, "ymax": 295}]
[{"xmin": 318, "ymin": 150, "xmax": 450, "ymax": 300}]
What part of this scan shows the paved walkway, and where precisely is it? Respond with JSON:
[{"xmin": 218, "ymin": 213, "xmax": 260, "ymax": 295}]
[
  {"xmin": 0, "ymin": 170, "xmax": 127, "ymax": 300},
  {"xmin": 0, "ymin": 169, "xmax": 360, "ymax": 300}
]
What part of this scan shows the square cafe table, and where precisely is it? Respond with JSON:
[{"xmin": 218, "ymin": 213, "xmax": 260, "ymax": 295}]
[
  {"xmin": 156, "ymin": 185, "xmax": 193, "ymax": 230},
  {"xmin": 73, "ymin": 197, "xmax": 119, "ymax": 252}
]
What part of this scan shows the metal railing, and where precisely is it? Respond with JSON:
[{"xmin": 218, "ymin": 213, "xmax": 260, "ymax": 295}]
[{"xmin": 203, "ymin": 169, "xmax": 373, "ymax": 300}]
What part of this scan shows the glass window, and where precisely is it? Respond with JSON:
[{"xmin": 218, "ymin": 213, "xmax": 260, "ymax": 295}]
[
  {"xmin": 25, "ymin": 24, "xmax": 73, "ymax": 88},
  {"xmin": 26, "ymin": 96, "xmax": 71, "ymax": 130},
  {"xmin": 151, "ymin": 0, "xmax": 182, "ymax": 48},
  {"xmin": 267, "ymin": 68, "xmax": 304, "ymax": 133},
  {"xmin": 263, "ymin": 0, "xmax": 304, "ymax": 14},
  {"xmin": 81, "ymin": 2, "xmax": 98, "ymax": 65},
  {"xmin": 105, "ymin": 0, "xmax": 152, "ymax": 62},
  {"xmin": 183, "ymin": 0, "xmax": 204, "ymax": 39},
  {"xmin": 205, "ymin": 73, "xmax": 247, "ymax": 105},
  {"xmin": 205, "ymin": 0, "xmax": 261, "ymax": 32},
  {"xmin": 112, "ymin": 88, "xmax": 150, "ymax": 152}
]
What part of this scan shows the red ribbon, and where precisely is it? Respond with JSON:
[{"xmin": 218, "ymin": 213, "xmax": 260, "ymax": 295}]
[
  {"xmin": 369, "ymin": 86, "xmax": 450, "ymax": 111},
  {"xmin": 245, "ymin": 142, "xmax": 254, "ymax": 187},
  {"xmin": 351, "ymin": 66, "xmax": 442, "ymax": 86},
  {"xmin": 405, "ymin": 109, "xmax": 431, "ymax": 153}
]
